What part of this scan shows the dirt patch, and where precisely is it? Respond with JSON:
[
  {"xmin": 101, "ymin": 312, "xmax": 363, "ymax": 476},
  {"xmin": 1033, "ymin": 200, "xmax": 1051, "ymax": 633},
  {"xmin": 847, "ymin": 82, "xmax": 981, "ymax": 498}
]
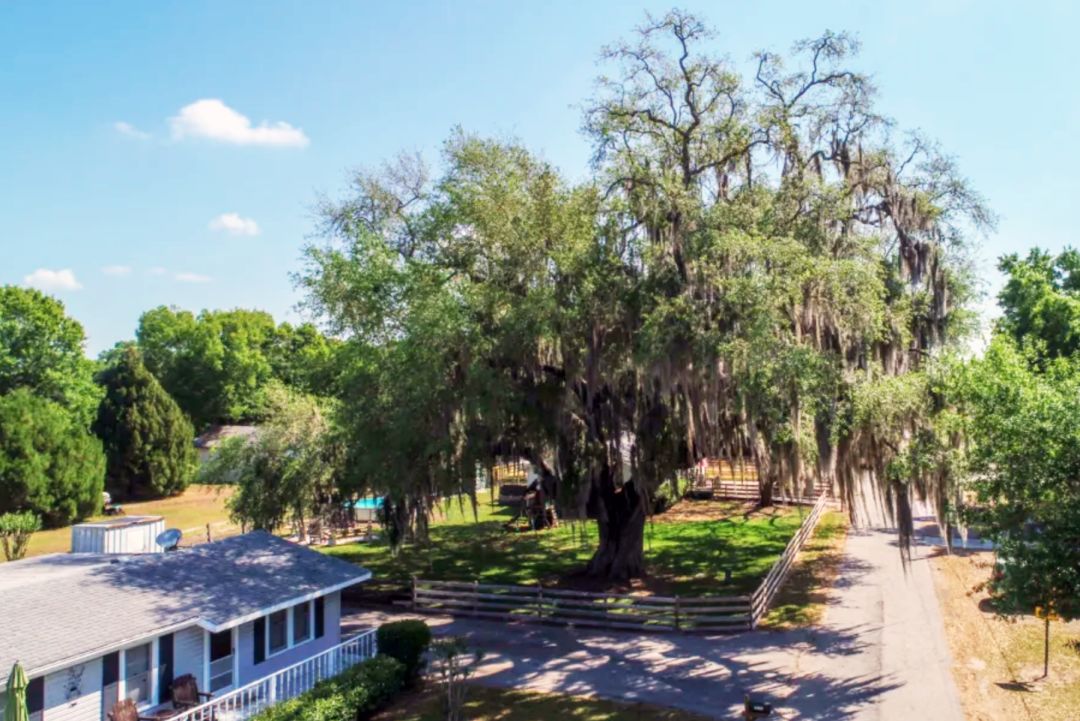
[
  {"xmin": 928, "ymin": 550, "xmax": 1080, "ymax": 721},
  {"xmin": 655, "ymin": 498, "xmax": 790, "ymax": 524}
]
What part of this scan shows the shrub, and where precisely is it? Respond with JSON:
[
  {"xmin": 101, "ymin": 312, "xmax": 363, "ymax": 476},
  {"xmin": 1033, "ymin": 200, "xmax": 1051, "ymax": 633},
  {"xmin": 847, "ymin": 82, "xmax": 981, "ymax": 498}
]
[
  {"xmin": 252, "ymin": 698, "xmax": 303, "ymax": 721},
  {"xmin": 0, "ymin": 511, "xmax": 41, "ymax": 561},
  {"xmin": 376, "ymin": 620, "xmax": 432, "ymax": 684},
  {"xmin": 342, "ymin": 655, "xmax": 406, "ymax": 715},
  {"xmin": 248, "ymin": 655, "xmax": 404, "ymax": 721},
  {"xmin": 306, "ymin": 694, "xmax": 351, "ymax": 721}
]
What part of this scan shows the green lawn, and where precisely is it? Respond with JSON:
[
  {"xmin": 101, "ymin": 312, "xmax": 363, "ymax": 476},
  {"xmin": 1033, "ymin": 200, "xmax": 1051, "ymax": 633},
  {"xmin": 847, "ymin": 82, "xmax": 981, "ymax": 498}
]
[
  {"xmin": 322, "ymin": 497, "xmax": 803, "ymax": 597},
  {"xmin": 372, "ymin": 684, "xmax": 712, "ymax": 721},
  {"xmin": 25, "ymin": 484, "xmax": 237, "ymax": 557}
]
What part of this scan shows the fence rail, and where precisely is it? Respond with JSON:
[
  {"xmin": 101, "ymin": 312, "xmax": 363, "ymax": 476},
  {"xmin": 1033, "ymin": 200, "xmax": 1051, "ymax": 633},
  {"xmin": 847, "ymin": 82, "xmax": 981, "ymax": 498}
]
[
  {"xmin": 172, "ymin": 630, "xmax": 378, "ymax": 721},
  {"xmin": 412, "ymin": 491, "xmax": 831, "ymax": 634},
  {"xmin": 750, "ymin": 492, "xmax": 829, "ymax": 626},
  {"xmin": 413, "ymin": 579, "xmax": 752, "ymax": 632}
]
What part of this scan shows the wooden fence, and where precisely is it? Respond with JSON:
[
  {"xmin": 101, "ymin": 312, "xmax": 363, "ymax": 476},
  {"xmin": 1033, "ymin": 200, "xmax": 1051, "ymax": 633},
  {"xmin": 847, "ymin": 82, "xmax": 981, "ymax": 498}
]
[
  {"xmin": 413, "ymin": 579, "xmax": 752, "ymax": 632},
  {"xmin": 412, "ymin": 492, "xmax": 831, "ymax": 634},
  {"xmin": 749, "ymin": 492, "xmax": 829, "ymax": 625}
]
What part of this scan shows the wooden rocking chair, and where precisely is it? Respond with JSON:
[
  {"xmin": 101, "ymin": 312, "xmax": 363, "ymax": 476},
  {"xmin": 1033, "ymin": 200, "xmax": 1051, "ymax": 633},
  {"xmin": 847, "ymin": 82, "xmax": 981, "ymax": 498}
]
[{"xmin": 170, "ymin": 674, "xmax": 213, "ymax": 710}]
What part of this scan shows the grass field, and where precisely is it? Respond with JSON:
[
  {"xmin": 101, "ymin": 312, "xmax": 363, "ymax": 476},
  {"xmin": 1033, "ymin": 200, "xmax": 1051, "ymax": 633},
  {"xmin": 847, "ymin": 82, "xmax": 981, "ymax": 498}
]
[
  {"xmin": 371, "ymin": 684, "xmax": 710, "ymax": 721},
  {"xmin": 930, "ymin": 550, "xmax": 1080, "ymax": 721},
  {"xmin": 25, "ymin": 484, "xmax": 237, "ymax": 557},
  {"xmin": 322, "ymin": 497, "xmax": 804, "ymax": 597},
  {"xmin": 760, "ymin": 509, "xmax": 848, "ymax": 628}
]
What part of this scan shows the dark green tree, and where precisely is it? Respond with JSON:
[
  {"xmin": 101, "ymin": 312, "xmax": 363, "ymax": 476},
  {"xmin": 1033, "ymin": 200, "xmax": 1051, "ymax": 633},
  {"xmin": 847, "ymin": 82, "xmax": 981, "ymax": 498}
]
[
  {"xmin": 998, "ymin": 247, "xmax": 1080, "ymax": 362},
  {"xmin": 0, "ymin": 286, "xmax": 100, "ymax": 425},
  {"xmin": 136, "ymin": 307, "xmax": 337, "ymax": 427},
  {"xmin": 0, "ymin": 389, "xmax": 105, "ymax": 526},
  {"xmin": 953, "ymin": 336, "xmax": 1080, "ymax": 676},
  {"xmin": 93, "ymin": 346, "xmax": 197, "ymax": 498}
]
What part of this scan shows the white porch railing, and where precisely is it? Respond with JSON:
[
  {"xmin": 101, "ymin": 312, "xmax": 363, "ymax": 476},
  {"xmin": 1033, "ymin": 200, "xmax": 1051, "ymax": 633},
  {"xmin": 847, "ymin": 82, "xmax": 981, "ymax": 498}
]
[{"xmin": 173, "ymin": 630, "xmax": 378, "ymax": 721}]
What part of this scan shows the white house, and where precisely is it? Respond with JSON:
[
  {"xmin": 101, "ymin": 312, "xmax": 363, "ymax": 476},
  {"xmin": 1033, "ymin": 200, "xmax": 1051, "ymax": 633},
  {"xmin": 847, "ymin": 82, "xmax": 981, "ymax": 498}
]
[{"xmin": 0, "ymin": 532, "xmax": 373, "ymax": 721}]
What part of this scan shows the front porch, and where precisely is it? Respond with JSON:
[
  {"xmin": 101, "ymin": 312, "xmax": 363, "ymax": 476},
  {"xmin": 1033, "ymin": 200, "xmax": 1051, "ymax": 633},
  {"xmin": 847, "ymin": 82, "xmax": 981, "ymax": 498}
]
[{"xmin": 150, "ymin": 630, "xmax": 376, "ymax": 721}]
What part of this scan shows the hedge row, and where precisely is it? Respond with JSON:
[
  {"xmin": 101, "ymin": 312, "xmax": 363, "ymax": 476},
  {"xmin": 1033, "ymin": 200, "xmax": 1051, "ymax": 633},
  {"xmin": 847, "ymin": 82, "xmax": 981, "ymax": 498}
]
[{"xmin": 251, "ymin": 655, "xmax": 405, "ymax": 721}]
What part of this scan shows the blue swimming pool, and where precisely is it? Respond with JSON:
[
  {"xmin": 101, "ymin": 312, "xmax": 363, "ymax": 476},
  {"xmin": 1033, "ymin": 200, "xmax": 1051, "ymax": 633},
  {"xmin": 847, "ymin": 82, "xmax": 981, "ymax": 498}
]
[{"xmin": 347, "ymin": 497, "xmax": 384, "ymax": 510}]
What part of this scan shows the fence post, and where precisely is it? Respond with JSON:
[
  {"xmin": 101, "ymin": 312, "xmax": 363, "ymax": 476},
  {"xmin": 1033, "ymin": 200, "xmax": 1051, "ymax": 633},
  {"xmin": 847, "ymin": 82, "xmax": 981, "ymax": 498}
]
[
  {"xmin": 206, "ymin": 523, "xmax": 212, "ymax": 543},
  {"xmin": 674, "ymin": 596, "xmax": 681, "ymax": 632},
  {"xmin": 411, "ymin": 575, "xmax": 417, "ymax": 610},
  {"xmin": 537, "ymin": 582, "xmax": 544, "ymax": 620},
  {"xmin": 473, "ymin": 580, "xmax": 479, "ymax": 617}
]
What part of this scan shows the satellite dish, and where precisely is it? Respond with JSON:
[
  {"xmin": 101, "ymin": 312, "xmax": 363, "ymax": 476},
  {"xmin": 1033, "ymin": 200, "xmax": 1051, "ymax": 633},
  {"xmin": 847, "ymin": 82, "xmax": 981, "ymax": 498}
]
[{"xmin": 156, "ymin": 528, "xmax": 183, "ymax": 552}]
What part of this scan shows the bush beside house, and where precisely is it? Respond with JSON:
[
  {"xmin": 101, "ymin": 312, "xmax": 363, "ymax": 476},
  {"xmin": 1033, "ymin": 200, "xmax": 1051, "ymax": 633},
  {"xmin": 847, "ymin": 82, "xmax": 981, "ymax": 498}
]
[
  {"xmin": 250, "ymin": 627, "xmax": 426, "ymax": 721},
  {"xmin": 375, "ymin": 620, "xmax": 433, "ymax": 686}
]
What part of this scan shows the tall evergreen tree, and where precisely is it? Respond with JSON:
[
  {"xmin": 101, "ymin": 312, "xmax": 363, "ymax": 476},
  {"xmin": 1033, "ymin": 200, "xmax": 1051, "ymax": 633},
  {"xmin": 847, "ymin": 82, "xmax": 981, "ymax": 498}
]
[
  {"xmin": 93, "ymin": 346, "xmax": 196, "ymax": 498},
  {"xmin": 0, "ymin": 389, "xmax": 104, "ymax": 526}
]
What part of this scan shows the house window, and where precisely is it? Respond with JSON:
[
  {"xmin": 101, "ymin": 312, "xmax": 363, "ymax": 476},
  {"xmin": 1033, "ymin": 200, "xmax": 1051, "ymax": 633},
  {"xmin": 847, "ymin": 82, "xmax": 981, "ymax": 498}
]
[
  {"xmin": 208, "ymin": 630, "xmax": 233, "ymax": 692},
  {"xmin": 263, "ymin": 600, "xmax": 317, "ymax": 659},
  {"xmin": 268, "ymin": 609, "xmax": 289, "ymax": 655},
  {"xmin": 293, "ymin": 602, "xmax": 312, "ymax": 645},
  {"xmin": 124, "ymin": 643, "xmax": 152, "ymax": 705}
]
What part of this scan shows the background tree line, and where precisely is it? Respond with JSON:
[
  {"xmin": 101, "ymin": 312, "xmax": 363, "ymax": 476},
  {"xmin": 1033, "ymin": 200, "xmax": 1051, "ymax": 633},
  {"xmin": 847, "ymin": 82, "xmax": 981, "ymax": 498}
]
[{"xmin": 0, "ymin": 285, "xmax": 339, "ymax": 530}]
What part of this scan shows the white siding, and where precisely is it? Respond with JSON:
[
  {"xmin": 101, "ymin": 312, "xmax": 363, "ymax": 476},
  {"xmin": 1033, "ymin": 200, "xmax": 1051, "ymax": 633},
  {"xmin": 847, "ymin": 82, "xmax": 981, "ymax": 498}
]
[
  {"xmin": 43, "ymin": 658, "xmax": 102, "ymax": 721},
  {"xmin": 173, "ymin": 626, "xmax": 205, "ymax": 688},
  {"xmin": 324, "ymin": 592, "xmax": 341, "ymax": 644}
]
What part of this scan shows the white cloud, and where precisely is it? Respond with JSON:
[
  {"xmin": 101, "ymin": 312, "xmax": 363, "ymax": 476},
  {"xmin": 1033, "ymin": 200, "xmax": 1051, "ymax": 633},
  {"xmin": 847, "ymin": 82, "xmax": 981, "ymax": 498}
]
[
  {"xmin": 23, "ymin": 268, "xmax": 82, "ymax": 291},
  {"xmin": 209, "ymin": 212, "xmax": 260, "ymax": 237},
  {"xmin": 169, "ymin": 99, "xmax": 309, "ymax": 147},
  {"xmin": 114, "ymin": 121, "xmax": 151, "ymax": 140},
  {"xmin": 102, "ymin": 264, "xmax": 132, "ymax": 276},
  {"xmin": 175, "ymin": 272, "xmax": 212, "ymax": 284},
  {"xmin": 147, "ymin": 267, "xmax": 167, "ymax": 276}
]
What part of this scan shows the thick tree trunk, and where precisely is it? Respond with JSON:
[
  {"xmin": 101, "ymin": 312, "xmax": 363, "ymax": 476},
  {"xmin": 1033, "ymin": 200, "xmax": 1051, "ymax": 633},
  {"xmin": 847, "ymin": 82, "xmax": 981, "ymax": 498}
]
[
  {"xmin": 586, "ymin": 466, "xmax": 646, "ymax": 580},
  {"xmin": 759, "ymin": 478, "xmax": 775, "ymax": 507}
]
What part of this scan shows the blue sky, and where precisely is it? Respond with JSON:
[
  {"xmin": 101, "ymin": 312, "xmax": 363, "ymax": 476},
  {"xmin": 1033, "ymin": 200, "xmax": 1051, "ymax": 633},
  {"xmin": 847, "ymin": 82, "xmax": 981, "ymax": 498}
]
[{"xmin": 2, "ymin": 0, "xmax": 1077, "ymax": 355}]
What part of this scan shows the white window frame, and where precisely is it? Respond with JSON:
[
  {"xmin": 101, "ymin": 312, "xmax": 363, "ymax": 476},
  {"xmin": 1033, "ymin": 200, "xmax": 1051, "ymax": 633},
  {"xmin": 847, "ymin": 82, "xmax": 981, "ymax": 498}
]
[
  {"xmin": 205, "ymin": 627, "xmax": 237, "ymax": 693},
  {"xmin": 118, "ymin": 638, "xmax": 158, "ymax": 710},
  {"xmin": 292, "ymin": 601, "xmax": 313, "ymax": 645},
  {"xmin": 264, "ymin": 600, "xmax": 315, "ymax": 659},
  {"xmin": 202, "ymin": 627, "xmax": 240, "ymax": 693}
]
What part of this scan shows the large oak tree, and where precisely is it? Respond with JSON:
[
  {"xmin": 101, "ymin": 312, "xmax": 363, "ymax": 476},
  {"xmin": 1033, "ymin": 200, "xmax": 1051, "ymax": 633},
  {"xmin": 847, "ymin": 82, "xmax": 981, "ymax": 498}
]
[{"xmin": 302, "ymin": 11, "xmax": 989, "ymax": 579}]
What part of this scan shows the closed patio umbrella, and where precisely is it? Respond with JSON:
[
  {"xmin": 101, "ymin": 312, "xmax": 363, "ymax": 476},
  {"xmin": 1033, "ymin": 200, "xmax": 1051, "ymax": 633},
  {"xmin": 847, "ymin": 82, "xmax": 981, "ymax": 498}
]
[{"xmin": 5, "ymin": 662, "xmax": 30, "ymax": 721}]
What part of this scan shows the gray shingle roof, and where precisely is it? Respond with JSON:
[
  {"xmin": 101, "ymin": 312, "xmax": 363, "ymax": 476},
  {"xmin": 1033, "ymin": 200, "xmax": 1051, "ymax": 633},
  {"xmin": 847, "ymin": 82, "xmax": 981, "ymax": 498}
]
[{"xmin": 0, "ymin": 531, "xmax": 370, "ymax": 685}]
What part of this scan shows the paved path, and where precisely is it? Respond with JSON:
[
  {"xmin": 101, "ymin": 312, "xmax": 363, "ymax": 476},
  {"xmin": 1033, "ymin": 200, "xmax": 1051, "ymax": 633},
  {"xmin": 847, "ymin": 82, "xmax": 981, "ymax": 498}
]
[{"xmin": 345, "ymin": 507, "xmax": 963, "ymax": 719}]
